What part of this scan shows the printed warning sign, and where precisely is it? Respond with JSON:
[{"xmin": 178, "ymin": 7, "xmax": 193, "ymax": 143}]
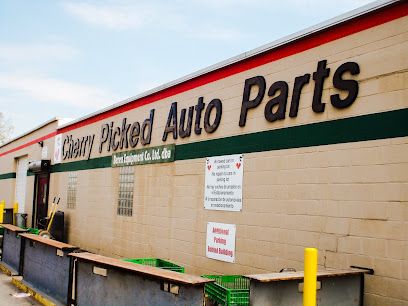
[
  {"xmin": 206, "ymin": 222, "xmax": 236, "ymax": 263},
  {"xmin": 204, "ymin": 154, "xmax": 243, "ymax": 211}
]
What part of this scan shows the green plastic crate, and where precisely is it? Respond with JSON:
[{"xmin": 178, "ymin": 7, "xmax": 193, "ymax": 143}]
[
  {"xmin": 202, "ymin": 275, "xmax": 250, "ymax": 306},
  {"xmin": 22, "ymin": 227, "xmax": 40, "ymax": 235},
  {"xmin": 122, "ymin": 258, "xmax": 185, "ymax": 273}
]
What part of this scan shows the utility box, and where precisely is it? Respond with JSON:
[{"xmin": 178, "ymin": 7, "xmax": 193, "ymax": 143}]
[
  {"xmin": 245, "ymin": 269, "xmax": 367, "ymax": 306},
  {"xmin": 0, "ymin": 224, "xmax": 28, "ymax": 275},
  {"xmin": 70, "ymin": 252, "xmax": 213, "ymax": 306},
  {"xmin": 3, "ymin": 209, "xmax": 14, "ymax": 225},
  {"xmin": 20, "ymin": 233, "xmax": 79, "ymax": 305}
]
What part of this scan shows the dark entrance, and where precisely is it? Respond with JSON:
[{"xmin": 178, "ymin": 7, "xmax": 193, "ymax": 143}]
[
  {"xmin": 33, "ymin": 173, "xmax": 50, "ymax": 228},
  {"xmin": 29, "ymin": 160, "xmax": 51, "ymax": 228}
]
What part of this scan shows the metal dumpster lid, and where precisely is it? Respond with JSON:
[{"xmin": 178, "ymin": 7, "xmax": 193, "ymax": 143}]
[
  {"xmin": 70, "ymin": 252, "xmax": 214, "ymax": 286},
  {"xmin": 245, "ymin": 268, "xmax": 369, "ymax": 282},
  {"xmin": 1, "ymin": 224, "xmax": 28, "ymax": 233},
  {"xmin": 19, "ymin": 233, "xmax": 78, "ymax": 251}
]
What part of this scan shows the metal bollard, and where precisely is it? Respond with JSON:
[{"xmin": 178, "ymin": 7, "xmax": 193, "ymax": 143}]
[
  {"xmin": 0, "ymin": 200, "xmax": 5, "ymax": 224},
  {"xmin": 303, "ymin": 248, "xmax": 318, "ymax": 306},
  {"xmin": 13, "ymin": 202, "xmax": 18, "ymax": 214}
]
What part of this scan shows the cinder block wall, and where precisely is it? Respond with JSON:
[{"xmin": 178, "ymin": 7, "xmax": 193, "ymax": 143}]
[{"xmin": 52, "ymin": 14, "xmax": 408, "ymax": 305}]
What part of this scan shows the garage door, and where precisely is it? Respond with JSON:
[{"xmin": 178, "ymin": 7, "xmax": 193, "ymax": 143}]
[{"xmin": 15, "ymin": 156, "xmax": 28, "ymax": 213}]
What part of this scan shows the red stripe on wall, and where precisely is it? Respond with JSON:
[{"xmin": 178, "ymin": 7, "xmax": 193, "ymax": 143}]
[
  {"xmin": 1, "ymin": 1, "xmax": 407, "ymax": 157},
  {"xmin": 0, "ymin": 131, "xmax": 57, "ymax": 158}
]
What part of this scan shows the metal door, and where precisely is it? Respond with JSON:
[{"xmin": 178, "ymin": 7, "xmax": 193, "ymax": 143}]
[{"xmin": 33, "ymin": 173, "xmax": 50, "ymax": 228}]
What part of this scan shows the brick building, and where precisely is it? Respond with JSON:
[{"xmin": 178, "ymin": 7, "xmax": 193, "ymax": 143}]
[{"xmin": 0, "ymin": 1, "xmax": 407, "ymax": 304}]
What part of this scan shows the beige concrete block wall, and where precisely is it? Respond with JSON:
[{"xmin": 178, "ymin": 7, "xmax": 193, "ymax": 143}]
[
  {"xmin": 0, "ymin": 179, "xmax": 15, "ymax": 208},
  {"xmin": 51, "ymin": 136, "xmax": 407, "ymax": 305}
]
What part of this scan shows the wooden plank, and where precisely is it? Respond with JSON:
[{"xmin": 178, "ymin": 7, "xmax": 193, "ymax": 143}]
[
  {"xmin": 245, "ymin": 269, "xmax": 367, "ymax": 282},
  {"xmin": 20, "ymin": 233, "xmax": 78, "ymax": 251},
  {"xmin": 70, "ymin": 252, "xmax": 214, "ymax": 286},
  {"xmin": 1, "ymin": 224, "xmax": 28, "ymax": 233}
]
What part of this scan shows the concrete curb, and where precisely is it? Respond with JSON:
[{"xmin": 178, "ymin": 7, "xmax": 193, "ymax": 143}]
[
  {"xmin": 0, "ymin": 262, "xmax": 14, "ymax": 276},
  {"xmin": 11, "ymin": 277, "xmax": 57, "ymax": 306}
]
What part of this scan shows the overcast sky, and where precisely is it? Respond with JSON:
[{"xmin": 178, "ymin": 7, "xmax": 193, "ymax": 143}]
[{"xmin": 0, "ymin": 0, "xmax": 374, "ymax": 138}]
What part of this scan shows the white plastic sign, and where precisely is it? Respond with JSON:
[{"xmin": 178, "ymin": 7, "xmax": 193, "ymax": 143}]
[
  {"xmin": 206, "ymin": 222, "xmax": 236, "ymax": 263},
  {"xmin": 204, "ymin": 154, "xmax": 243, "ymax": 211},
  {"xmin": 53, "ymin": 134, "xmax": 62, "ymax": 164}
]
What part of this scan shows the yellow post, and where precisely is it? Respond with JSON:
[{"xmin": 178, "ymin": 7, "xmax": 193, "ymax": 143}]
[
  {"xmin": 13, "ymin": 202, "xmax": 19, "ymax": 225},
  {"xmin": 303, "ymin": 248, "xmax": 318, "ymax": 306},
  {"xmin": 0, "ymin": 200, "xmax": 5, "ymax": 224}
]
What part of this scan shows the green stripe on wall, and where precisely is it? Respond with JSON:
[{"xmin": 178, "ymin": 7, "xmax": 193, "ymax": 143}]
[
  {"xmin": 0, "ymin": 108, "xmax": 407, "ymax": 178},
  {"xmin": 0, "ymin": 172, "xmax": 16, "ymax": 180},
  {"xmin": 50, "ymin": 156, "xmax": 112, "ymax": 173},
  {"xmin": 176, "ymin": 108, "xmax": 408, "ymax": 160}
]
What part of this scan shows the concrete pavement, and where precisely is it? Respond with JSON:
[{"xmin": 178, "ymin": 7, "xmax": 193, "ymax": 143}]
[{"xmin": 0, "ymin": 273, "xmax": 40, "ymax": 306}]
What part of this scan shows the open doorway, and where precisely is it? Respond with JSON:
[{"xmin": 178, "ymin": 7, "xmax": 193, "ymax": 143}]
[{"xmin": 29, "ymin": 160, "xmax": 51, "ymax": 229}]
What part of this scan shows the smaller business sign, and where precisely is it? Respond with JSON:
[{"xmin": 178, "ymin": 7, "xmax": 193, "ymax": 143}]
[
  {"xmin": 53, "ymin": 134, "xmax": 62, "ymax": 164},
  {"xmin": 206, "ymin": 222, "xmax": 236, "ymax": 263},
  {"xmin": 112, "ymin": 144, "xmax": 175, "ymax": 167},
  {"xmin": 204, "ymin": 154, "xmax": 243, "ymax": 211}
]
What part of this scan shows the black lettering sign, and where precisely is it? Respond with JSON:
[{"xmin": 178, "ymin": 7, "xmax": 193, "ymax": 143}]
[
  {"xmin": 312, "ymin": 60, "xmax": 330, "ymax": 113},
  {"xmin": 204, "ymin": 99, "xmax": 222, "ymax": 133},
  {"xmin": 331, "ymin": 62, "xmax": 360, "ymax": 108},
  {"xmin": 264, "ymin": 81, "xmax": 288, "ymax": 122},
  {"xmin": 239, "ymin": 76, "xmax": 266, "ymax": 127}
]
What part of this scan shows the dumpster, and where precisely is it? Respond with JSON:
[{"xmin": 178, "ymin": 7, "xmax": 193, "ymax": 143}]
[
  {"xmin": 20, "ymin": 233, "xmax": 79, "ymax": 305},
  {"xmin": 123, "ymin": 258, "xmax": 185, "ymax": 273},
  {"xmin": 70, "ymin": 252, "xmax": 213, "ymax": 306},
  {"xmin": 0, "ymin": 224, "xmax": 28, "ymax": 275},
  {"xmin": 245, "ymin": 269, "xmax": 368, "ymax": 306}
]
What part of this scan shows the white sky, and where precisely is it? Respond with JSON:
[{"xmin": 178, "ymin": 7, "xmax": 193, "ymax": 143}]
[{"xmin": 0, "ymin": 0, "xmax": 374, "ymax": 138}]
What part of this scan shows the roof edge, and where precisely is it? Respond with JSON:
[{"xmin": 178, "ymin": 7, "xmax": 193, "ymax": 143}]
[
  {"xmin": 0, "ymin": 117, "xmax": 59, "ymax": 149},
  {"xmin": 56, "ymin": 0, "xmax": 400, "ymax": 130}
]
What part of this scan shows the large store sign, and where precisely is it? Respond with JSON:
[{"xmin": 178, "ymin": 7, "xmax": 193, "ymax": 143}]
[
  {"xmin": 204, "ymin": 154, "xmax": 243, "ymax": 211},
  {"xmin": 111, "ymin": 145, "xmax": 175, "ymax": 167},
  {"xmin": 60, "ymin": 59, "xmax": 360, "ymax": 162},
  {"xmin": 206, "ymin": 222, "xmax": 236, "ymax": 263}
]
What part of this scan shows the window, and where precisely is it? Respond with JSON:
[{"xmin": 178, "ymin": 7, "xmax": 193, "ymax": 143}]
[
  {"xmin": 67, "ymin": 172, "xmax": 78, "ymax": 209},
  {"xmin": 117, "ymin": 166, "xmax": 134, "ymax": 216}
]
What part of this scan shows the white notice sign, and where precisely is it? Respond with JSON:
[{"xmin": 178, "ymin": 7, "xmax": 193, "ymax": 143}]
[
  {"xmin": 204, "ymin": 154, "xmax": 243, "ymax": 211},
  {"xmin": 41, "ymin": 146, "xmax": 48, "ymax": 159},
  {"xmin": 53, "ymin": 134, "xmax": 62, "ymax": 164},
  {"xmin": 206, "ymin": 222, "xmax": 236, "ymax": 263}
]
